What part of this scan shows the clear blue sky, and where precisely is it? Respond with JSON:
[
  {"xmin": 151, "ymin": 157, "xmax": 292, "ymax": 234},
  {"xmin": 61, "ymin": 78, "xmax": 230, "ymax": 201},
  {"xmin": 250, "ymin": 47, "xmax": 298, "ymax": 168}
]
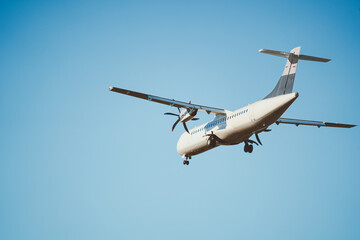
[{"xmin": 1, "ymin": 0, "xmax": 359, "ymax": 239}]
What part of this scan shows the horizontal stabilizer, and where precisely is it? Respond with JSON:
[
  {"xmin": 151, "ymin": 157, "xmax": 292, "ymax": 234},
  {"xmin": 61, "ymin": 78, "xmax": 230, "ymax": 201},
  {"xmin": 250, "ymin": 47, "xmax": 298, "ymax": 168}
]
[
  {"xmin": 276, "ymin": 118, "xmax": 356, "ymax": 128},
  {"xmin": 298, "ymin": 54, "xmax": 330, "ymax": 62},
  {"xmin": 259, "ymin": 49, "xmax": 331, "ymax": 62},
  {"xmin": 258, "ymin": 49, "xmax": 291, "ymax": 58}
]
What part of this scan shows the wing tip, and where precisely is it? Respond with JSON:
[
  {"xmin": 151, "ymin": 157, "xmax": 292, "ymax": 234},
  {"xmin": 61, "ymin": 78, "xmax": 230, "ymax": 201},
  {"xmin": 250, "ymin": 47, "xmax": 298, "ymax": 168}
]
[
  {"xmin": 325, "ymin": 122, "xmax": 357, "ymax": 128},
  {"xmin": 109, "ymin": 86, "xmax": 114, "ymax": 91}
]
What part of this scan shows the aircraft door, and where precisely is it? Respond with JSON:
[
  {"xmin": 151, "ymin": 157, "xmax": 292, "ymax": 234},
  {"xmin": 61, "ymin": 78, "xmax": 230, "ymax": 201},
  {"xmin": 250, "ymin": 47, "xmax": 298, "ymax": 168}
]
[{"xmin": 250, "ymin": 106, "xmax": 256, "ymax": 122}]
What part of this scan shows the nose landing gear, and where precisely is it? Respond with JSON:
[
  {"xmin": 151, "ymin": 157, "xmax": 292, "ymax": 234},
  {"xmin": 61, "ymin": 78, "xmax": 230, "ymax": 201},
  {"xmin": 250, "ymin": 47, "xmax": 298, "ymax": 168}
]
[{"xmin": 183, "ymin": 156, "xmax": 191, "ymax": 165}]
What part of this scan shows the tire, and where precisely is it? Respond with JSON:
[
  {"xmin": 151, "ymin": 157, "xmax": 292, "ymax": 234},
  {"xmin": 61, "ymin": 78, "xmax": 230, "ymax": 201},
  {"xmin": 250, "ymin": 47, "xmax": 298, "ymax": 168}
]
[{"xmin": 248, "ymin": 145, "xmax": 253, "ymax": 153}]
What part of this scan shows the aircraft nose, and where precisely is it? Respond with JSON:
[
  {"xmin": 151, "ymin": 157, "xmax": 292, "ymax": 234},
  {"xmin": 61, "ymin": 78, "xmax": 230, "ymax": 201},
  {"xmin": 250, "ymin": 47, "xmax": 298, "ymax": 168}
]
[
  {"xmin": 176, "ymin": 133, "xmax": 188, "ymax": 157},
  {"xmin": 177, "ymin": 135, "xmax": 184, "ymax": 155}
]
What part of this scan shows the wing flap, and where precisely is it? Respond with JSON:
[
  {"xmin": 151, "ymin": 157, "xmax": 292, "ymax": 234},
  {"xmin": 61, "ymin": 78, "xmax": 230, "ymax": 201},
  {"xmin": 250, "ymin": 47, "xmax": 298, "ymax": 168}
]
[
  {"xmin": 109, "ymin": 86, "xmax": 226, "ymax": 115},
  {"xmin": 276, "ymin": 118, "xmax": 356, "ymax": 128}
]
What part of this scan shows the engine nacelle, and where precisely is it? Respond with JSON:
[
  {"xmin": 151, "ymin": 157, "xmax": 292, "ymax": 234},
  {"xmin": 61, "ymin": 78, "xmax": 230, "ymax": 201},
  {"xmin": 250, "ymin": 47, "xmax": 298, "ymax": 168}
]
[{"xmin": 179, "ymin": 108, "xmax": 198, "ymax": 122}]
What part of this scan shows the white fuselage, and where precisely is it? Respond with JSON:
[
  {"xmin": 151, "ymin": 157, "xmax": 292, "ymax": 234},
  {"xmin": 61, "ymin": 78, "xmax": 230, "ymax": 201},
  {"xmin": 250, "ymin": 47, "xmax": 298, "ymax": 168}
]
[{"xmin": 177, "ymin": 92, "xmax": 299, "ymax": 157}]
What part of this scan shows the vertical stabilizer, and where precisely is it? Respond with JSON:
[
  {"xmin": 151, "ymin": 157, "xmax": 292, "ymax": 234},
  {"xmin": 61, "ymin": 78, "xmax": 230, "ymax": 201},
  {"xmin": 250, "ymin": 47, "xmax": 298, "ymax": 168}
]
[
  {"xmin": 263, "ymin": 47, "xmax": 301, "ymax": 99},
  {"xmin": 260, "ymin": 47, "xmax": 331, "ymax": 99}
]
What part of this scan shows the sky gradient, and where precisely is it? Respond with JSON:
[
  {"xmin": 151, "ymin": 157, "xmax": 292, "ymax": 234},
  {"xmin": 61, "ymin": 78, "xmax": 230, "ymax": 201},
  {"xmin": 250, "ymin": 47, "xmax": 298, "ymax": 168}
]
[{"xmin": 1, "ymin": 0, "xmax": 360, "ymax": 239}]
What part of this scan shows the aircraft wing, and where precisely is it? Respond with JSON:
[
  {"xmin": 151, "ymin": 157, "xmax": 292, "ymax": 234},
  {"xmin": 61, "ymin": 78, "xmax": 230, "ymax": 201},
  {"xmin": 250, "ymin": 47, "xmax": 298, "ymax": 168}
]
[
  {"xmin": 109, "ymin": 86, "xmax": 226, "ymax": 115},
  {"xmin": 276, "ymin": 118, "xmax": 356, "ymax": 128}
]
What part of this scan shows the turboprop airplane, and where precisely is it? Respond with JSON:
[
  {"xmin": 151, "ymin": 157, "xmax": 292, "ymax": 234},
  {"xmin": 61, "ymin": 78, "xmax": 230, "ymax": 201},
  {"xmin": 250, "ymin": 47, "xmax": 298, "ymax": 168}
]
[{"xmin": 109, "ymin": 47, "xmax": 356, "ymax": 165}]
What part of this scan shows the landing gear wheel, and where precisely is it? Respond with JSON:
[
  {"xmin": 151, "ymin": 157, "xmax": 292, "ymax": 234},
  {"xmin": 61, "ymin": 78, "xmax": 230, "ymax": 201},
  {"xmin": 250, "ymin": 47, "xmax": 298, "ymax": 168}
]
[
  {"xmin": 183, "ymin": 160, "xmax": 189, "ymax": 165},
  {"xmin": 248, "ymin": 144, "xmax": 253, "ymax": 153},
  {"xmin": 244, "ymin": 145, "xmax": 248, "ymax": 153},
  {"xmin": 183, "ymin": 158, "xmax": 190, "ymax": 165},
  {"xmin": 244, "ymin": 143, "xmax": 253, "ymax": 153}
]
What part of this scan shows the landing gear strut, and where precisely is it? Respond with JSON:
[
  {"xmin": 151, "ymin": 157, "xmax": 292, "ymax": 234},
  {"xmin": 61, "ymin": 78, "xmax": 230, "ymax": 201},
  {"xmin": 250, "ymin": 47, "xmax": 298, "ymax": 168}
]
[
  {"xmin": 244, "ymin": 141, "xmax": 254, "ymax": 153},
  {"xmin": 183, "ymin": 156, "xmax": 191, "ymax": 165}
]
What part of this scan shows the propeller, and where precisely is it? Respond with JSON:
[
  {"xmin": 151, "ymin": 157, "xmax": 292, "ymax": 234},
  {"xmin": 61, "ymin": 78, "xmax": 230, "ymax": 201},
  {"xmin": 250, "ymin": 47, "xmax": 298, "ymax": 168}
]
[
  {"xmin": 172, "ymin": 118, "xmax": 180, "ymax": 131},
  {"xmin": 164, "ymin": 112, "xmax": 179, "ymax": 117},
  {"xmin": 205, "ymin": 131, "xmax": 227, "ymax": 144},
  {"xmin": 164, "ymin": 107, "xmax": 198, "ymax": 133},
  {"xmin": 183, "ymin": 122, "xmax": 189, "ymax": 133},
  {"xmin": 247, "ymin": 139, "xmax": 258, "ymax": 146},
  {"xmin": 254, "ymin": 128, "xmax": 272, "ymax": 145},
  {"xmin": 255, "ymin": 133, "xmax": 262, "ymax": 145}
]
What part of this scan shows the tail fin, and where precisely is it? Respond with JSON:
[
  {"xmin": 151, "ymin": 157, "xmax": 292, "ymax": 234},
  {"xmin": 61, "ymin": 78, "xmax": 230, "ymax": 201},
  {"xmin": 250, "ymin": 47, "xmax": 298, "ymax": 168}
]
[{"xmin": 260, "ymin": 47, "xmax": 331, "ymax": 99}]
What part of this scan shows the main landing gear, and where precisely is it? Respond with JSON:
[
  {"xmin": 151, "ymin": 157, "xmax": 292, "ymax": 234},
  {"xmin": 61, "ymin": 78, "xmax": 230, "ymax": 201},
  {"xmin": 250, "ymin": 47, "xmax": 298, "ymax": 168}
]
[
  {"xmin": 244, "ymin": 141, "xmax": 254, "ymax": 153},
  {"xmin": 183, "ymin": 156, "xmax": 191, "ymax": 165}
]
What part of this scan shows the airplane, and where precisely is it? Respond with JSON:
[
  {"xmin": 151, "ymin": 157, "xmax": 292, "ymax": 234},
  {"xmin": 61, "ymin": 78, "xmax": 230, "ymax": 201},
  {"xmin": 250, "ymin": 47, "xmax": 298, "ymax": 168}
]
[{"xmin": 109, "ymin": 47, "xmax": 356, "ymax": 165}]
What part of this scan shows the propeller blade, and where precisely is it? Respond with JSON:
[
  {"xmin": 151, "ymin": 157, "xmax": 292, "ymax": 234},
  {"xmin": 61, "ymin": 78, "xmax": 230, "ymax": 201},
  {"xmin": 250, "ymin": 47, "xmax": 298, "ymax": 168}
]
[
  {"xmin": 164, "ymin": 112, "xmax": 179, "ymax": 117},
  {"xmin": 191, "ymin": 118, "xmax": 199, "ymax": 121},
  {"xmin": 183, "ymin": 122, "xmax": 190, "ymax": 133},
  {"xmin": 204, "ymin": 131, "xmax": 227, "ymax": 144},
  {"xmin": 172, "ymin": 119, "xmax": 180, "ymax": 131},
  {"xmin": 212, "ymin": 134, "xmax": 227, "ymax": 144},
  {"xmin": 205, "ymin": 131, "xmax": 214, "ymax": 137},
  {"xmin": 255, "ymin": 133, "xmax": 262, "ymax": 145},
  {"xmin": 247, "ymin": 139, "xmax": 259, "ymax": 146}
]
